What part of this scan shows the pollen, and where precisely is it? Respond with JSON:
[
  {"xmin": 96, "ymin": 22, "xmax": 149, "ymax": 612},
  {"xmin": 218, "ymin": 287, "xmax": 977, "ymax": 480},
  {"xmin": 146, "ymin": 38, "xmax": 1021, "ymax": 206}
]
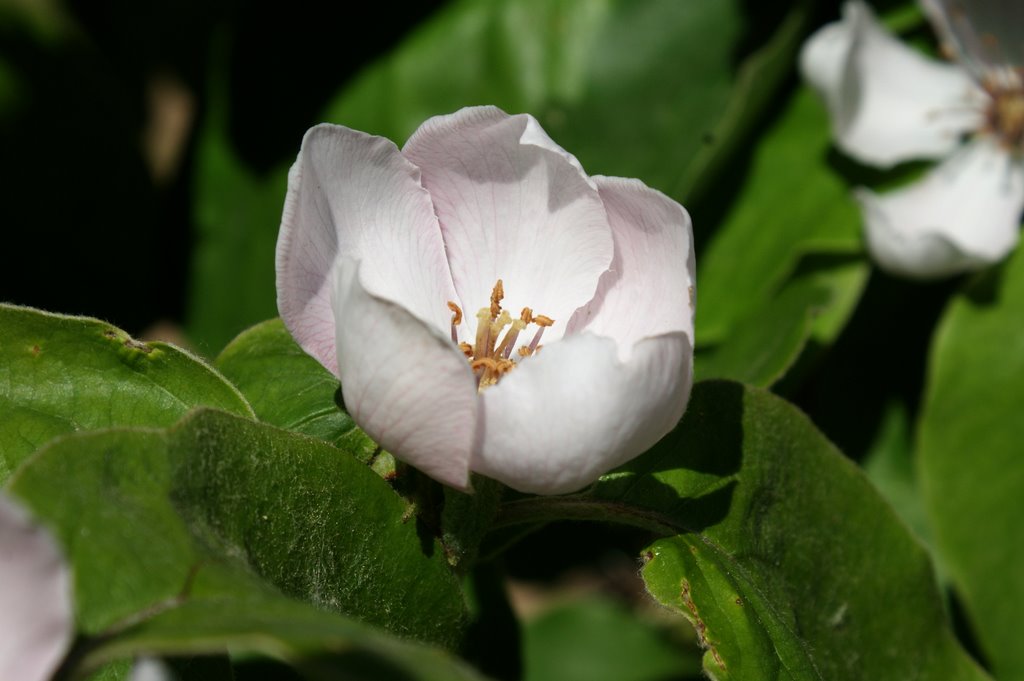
[{"xmin": 449, "ymin": 280, "xmax": 554, "ymax": 392}]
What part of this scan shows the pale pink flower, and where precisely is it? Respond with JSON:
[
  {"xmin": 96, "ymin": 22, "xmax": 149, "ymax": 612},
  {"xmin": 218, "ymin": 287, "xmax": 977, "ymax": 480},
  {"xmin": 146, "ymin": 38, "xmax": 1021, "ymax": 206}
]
[
  {"xmin": 276, "ymin": 107, "xmax": 695, "ymax": 494},
  {"xmin": 801, "ymin": 0, "xmax": 1024, "ymax": 278}
]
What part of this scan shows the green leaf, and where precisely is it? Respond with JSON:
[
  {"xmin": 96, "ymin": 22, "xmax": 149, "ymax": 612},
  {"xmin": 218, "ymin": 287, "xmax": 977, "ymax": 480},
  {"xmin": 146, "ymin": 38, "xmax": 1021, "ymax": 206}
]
[
  {"xmin": 919, "ymin": 247, "xmax": 1024, "ymax": 681},
  {"xmin": 629, "ymin": 383, "xmax": 986, "ymax": 680},
  {"xmin": 499, "ymin": 382, "xmax": 989, "ymax": 679},
  {"xmin": 696, "ymin": 88, "xmax": 866, "ymax": 348},
  {"xmin": 522, "ymin": 596, "xmax": 702, "ymax": 681},
  {"xmin": 694, "ymin": 254, "xmax": 868, "ymax": 387},
  {"xmin": 214, "ymin": 318, "xmax": 377, "ymax": 459},
  {"xmin": 7, "ymin": 408, "xmax": 467, "ymax": 651},
  {"xmin": 0, "ymin": 304, "xmax": 253, "ymax": 484}
]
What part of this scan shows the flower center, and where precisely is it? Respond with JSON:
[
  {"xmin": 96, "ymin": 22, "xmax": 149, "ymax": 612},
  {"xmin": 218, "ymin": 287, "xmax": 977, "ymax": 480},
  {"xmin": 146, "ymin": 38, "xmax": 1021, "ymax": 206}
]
[
  {"xmin": 983, "ymin": 79, "xmax": 1024, "ymax": 155},
  {"xmin": 448, "ymin": 280, "xmax": 554, "ymax": 392}
]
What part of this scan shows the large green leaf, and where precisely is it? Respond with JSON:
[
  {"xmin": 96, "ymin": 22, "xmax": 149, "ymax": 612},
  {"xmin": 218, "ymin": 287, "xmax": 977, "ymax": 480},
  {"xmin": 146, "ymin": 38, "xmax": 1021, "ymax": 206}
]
[
  {"xmin": 497, "ymin": 382, "xmax": 989, "ymax": 680},
  {"xmin": 7, "ymin": 409, "xmax": 467, "ymax": 652},
  {"xmin": 0, "ymin": 304, "xmax": 253, "ymax": 483},
  {"xmin": 919, "ymin": 247, "xmax": 1024, "ymax": 681},
  {"xmin": 214, "ymin": 318, "xmax": 377, "ymax": 459},
  {"xmin": 695, "ymin": 88, "xmax": 866, "ymax": 348}
]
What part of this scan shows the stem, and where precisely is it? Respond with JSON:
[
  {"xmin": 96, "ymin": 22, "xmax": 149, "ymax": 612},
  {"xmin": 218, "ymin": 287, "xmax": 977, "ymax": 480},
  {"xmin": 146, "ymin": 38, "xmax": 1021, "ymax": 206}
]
[{"xmin": 493, "ymin": 495, "xmax": 685, "ymax": 537}]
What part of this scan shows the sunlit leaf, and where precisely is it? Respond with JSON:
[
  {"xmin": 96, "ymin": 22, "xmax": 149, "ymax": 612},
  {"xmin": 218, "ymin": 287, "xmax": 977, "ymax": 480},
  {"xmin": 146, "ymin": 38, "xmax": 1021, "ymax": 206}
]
[
  {"xmin": 7, "ymin": 409, "xmax": 467, "ymax": 650},
  {"xmin": 0, "ymin": 304, "xmax": 252, "ymax": 483}
]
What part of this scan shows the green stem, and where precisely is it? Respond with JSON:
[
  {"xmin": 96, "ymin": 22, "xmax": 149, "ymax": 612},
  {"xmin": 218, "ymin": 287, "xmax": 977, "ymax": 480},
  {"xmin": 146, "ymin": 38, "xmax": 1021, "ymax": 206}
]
[{"xmin": 493, "ymin": 495, "xmax": 685, "ymax": 537}]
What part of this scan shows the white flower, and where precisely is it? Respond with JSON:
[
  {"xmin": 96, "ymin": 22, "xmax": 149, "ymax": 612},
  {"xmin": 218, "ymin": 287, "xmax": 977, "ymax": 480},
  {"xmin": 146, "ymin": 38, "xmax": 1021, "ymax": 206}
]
[
  {"xmin": 0, "ymin": 493, "xmax": 74, "ymax": 681},
  {"xmin": 276, "ymin": 106, "xmax": 695, "ymax": 495},
  {"xmin": 800, "ymin": 0, "xmax": 1024, "ymax": 278}
]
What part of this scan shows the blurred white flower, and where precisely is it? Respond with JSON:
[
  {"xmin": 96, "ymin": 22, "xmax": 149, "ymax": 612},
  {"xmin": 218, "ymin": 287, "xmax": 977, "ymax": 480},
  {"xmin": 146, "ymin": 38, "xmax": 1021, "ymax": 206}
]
[
  {"xmin": 0, "ymin": 493, "xmax": 73, "ymax": 681},
  {"xmin": 276, "ymin": 106, "xmax": 695, "ymax": 495},
  {"xmin": 801, "ymin": 0, "xmax": 1024, "ymax": 278}
]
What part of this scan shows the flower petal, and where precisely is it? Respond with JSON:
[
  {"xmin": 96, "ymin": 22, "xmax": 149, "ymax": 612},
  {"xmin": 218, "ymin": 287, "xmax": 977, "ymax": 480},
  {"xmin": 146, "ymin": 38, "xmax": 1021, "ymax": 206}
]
[
  {"xmin": 277, "ymin": 124, "xmax": 459, "ymax": 375},
  {"xmin": 567, "ymin": 177, "xmax": 695, "ymax": 359},
  {"xmin": 800, "ymin": 0, "xmax": 984, "ymax": 167},
  {"xmin": 473, "ymin": 332, "xmax": 692, "ymax": 495},
  {"xmin": 857, "ymin": 137, "xmax": 1024, "ymax": 278},
  {"xmin": 0, "ymin": 494, "xmax": 73, "ymax": 681},
  {"xmin": 402, "ymin": 106, "xmax": 614, "ymax": 344},
  {"xmin": 334, "ymin": 258, "xmax": 478, "ymax": 490}
]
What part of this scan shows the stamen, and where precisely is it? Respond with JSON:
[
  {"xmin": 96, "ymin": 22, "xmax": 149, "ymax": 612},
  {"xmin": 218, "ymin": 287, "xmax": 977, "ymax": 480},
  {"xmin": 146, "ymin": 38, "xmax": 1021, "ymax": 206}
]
[
  {"xmin": 489, "ymin": 310, "xmax": 513, "ymax": 348},
  {"xmin": 496, "ymin": 318, "xmax": 527, "ymax": 359},
  {"xmin": 474, "ymin": 308, "xmax": 492, "ymax": 360},
  {"xmin": 490, "ymin": 279, "xmax": 504, "ymax": 320},
  {"xmin": 450, "ymin": 280, "xmax": 556, "ymax": 390},
  {"xmin": 447, "ymin": 301, "xmax": 463, "ymax": 343},
  {"xmin": 527, "ymin": 317, "xmax": 554, "ymax": 355},
  {"xmin": 981, "ymin": 76, "xmax": 1024, "ymax": 154}
]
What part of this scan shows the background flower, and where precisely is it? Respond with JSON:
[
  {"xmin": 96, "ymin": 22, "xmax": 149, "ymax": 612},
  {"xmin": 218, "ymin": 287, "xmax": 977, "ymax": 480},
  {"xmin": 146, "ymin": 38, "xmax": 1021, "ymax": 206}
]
[
  {"xmin": 800, "ymin": 0, "xmax": 1024, "ymax": 278},
  {"xmin": 276, "ymin": 106, "xmax": 695, "ymax": 495}
]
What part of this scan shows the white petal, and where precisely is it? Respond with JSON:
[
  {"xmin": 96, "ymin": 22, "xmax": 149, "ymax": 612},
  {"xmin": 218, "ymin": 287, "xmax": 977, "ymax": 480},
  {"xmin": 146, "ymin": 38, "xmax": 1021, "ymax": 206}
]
[
  {"xmin": 800, "ymin": 1, "xmax": 984, "ymax": 167},
  {"xmin": 334, "ymin": 259, "xmax": 479, "ymax": 490},
  {"xmin": 568, "ymin": 177, "xmax": 695, "ymax": 360},
  {"xmin": 857, "ymin": 137, "xmax": 1024, "ymax": 279},
  {"xmin": 473, "ymin": 332, "xmax": 692, "ymax": 495},
  {"xmin": 277, "ymin": 124, "xmax": 459, "ymax": 376},
  {"xmin": 0, "ymin": 494, "xmax": 73, "ymax": 681},
  {"xmin": 402, "ymin": 106, "xmax": 614, "ymax": 345}
]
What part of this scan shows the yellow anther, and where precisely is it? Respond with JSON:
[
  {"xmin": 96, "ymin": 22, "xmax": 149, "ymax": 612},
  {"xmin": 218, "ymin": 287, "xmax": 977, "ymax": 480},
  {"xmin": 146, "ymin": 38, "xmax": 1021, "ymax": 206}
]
[
  {"xmin": 534, "ymin": 315, "xmax": 554, "ymax": 327},
  {"xmin": 520, "ymin": 307, "xmax": 533, "ymax": 324},
  {"xmin": 459, "ymin": 342, "xmax": 473, "ymax": 358},
  {"xmin": 447, "ymin": 301, "xmax": 463, "ymax": 326}
]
